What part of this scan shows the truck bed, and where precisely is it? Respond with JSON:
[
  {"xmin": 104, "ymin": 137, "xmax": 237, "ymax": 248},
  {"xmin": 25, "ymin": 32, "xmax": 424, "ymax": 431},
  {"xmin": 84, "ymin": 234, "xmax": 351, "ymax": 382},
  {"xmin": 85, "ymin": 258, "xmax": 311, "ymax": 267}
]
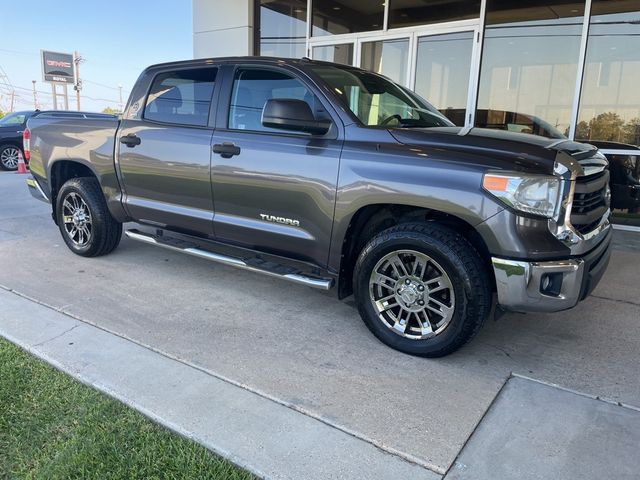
[{"xmin": 27, "ymin": 111, "xmax": 120, "ymax": 203}]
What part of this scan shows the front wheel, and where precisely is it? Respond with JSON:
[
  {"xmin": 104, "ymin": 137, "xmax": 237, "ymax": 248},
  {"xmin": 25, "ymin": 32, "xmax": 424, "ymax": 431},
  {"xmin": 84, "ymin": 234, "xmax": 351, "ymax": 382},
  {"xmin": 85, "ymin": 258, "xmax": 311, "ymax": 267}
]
[
  {"xmin": 353, "ymin": 223, "xmax": 491, "ymax": 357},
  {"xmin": 56, "ymin": 177, "xmax": 122, "ymax": 257}
]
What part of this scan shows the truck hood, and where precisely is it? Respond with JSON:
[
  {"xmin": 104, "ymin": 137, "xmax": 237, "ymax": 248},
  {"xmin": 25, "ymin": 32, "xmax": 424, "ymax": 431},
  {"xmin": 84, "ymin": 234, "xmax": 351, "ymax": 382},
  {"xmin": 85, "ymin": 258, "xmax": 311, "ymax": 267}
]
[{"xmin": 388, "ymin": 126, "xmax": 598, "ymax": 175}]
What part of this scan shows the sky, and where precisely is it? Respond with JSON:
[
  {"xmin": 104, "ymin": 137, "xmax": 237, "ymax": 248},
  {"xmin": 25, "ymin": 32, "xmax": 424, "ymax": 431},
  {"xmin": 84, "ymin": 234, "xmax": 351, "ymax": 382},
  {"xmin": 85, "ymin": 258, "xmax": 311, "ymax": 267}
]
[{"xmin": 0, "ymin": 0, "xmax": 193, "ymax": 113}]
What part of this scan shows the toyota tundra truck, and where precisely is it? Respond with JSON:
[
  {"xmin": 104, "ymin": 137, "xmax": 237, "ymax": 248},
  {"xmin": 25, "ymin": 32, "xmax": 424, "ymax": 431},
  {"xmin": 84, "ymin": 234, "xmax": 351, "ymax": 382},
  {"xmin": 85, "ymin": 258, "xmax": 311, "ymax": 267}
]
[{"xmin": 24, "ymin": 57, "xmax": 612, "ymax": 357}]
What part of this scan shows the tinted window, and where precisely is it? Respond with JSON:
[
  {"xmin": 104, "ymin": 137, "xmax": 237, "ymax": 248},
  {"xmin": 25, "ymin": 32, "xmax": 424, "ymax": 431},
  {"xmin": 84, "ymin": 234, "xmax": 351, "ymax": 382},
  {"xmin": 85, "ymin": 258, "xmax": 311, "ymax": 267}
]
[
  {"xmin": 312, "ymin": 0, "xmax": 384, "ymax": 36},
  {"xmin": 228, "ymin": 68, "xmax": 316, "ymax": 133},
  {"xmin": 144, "ymin": 68, "xmax": 217, "ymax": 127},
  {"xmin": 389, "ymin": 0, "xmax": 480, "ymax": 29}
]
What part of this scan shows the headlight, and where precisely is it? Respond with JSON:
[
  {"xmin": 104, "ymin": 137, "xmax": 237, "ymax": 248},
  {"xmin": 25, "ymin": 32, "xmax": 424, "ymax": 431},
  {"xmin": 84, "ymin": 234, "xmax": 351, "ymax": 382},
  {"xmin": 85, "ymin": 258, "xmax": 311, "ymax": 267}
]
[{"xmin": 483, "ymin": 173, "xmax": 561, "ymax": 218}]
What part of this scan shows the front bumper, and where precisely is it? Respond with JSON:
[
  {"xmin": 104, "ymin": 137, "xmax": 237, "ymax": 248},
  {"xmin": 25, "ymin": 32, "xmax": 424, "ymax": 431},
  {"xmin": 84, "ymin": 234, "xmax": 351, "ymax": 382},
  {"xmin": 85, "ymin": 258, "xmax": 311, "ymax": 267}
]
[
  {"xmin": 26, "ymin": 176, "xmax": 49, "ymax": 203},
  {"xmin": 492, "ymin": 228, "xmax": 612, "ymax": 313}
]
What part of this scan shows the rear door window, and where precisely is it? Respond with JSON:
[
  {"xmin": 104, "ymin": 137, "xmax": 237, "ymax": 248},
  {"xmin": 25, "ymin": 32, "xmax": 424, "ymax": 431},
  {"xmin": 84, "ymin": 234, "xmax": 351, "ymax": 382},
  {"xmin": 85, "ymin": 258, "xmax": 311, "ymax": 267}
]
[
  {"xmin": 144, "ymin": 67, "xmax": 217, "ymax": 127},
  {"xmin": 228, "ymin": 68, "xmax": 317, "ymax": 133}
]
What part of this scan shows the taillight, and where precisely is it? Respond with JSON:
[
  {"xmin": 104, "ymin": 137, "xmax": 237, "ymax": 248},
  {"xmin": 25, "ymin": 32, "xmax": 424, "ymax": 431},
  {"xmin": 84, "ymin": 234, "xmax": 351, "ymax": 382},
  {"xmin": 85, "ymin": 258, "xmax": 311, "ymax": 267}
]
[{"xmin": 23, "ymin": 128, "xmax": 30, "ymax": 161}]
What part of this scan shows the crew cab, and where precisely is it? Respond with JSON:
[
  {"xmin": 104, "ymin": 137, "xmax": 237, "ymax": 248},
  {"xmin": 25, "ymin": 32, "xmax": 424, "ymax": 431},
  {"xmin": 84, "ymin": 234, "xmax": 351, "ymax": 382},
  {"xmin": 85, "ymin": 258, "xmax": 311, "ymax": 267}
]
[{"xmin": 24, "ymin": 57, "xmax": 612, "ymax": 357}]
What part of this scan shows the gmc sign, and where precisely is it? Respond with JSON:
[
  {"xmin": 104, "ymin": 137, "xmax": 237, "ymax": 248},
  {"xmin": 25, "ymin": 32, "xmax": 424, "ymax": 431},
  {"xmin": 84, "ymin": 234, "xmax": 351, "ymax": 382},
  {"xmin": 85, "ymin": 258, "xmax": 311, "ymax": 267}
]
[{"xmin": 42, "ymin": 50, "xmax": 75, "ymax": 84}]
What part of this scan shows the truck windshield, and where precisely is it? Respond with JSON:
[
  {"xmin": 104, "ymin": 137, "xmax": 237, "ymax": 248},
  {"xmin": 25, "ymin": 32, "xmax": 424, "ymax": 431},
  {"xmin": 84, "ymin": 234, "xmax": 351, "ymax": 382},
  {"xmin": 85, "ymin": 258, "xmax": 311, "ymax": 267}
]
[{"xmin": 309, "ymin": 65, "xmax": 453, "ymax": 129}]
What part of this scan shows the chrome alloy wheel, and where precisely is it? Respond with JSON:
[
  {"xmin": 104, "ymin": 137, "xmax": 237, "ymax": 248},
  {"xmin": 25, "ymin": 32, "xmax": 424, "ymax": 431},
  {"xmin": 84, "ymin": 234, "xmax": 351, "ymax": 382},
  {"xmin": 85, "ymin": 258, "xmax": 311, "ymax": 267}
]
[
  {"xmin": 62, "ymin": 192, "xmax": 93, "ymax": 247},
  {"xmin": 0, "ymin": 147, "xmax": 20, "ymax": 169},
  {"xmin": 369, "ymin": 250, "xmax": 455, "ymax": 339}
]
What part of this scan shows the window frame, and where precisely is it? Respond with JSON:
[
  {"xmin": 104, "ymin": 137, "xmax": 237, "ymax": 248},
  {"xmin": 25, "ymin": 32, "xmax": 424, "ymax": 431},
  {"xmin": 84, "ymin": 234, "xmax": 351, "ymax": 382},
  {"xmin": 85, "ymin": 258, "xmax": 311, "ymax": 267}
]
[
  {"xmin": 142, "ymin": 65, "xmax": 220, "ymax": 129},
  {"xmin": 219, "ymin": 63, "xmax": 338, "ymax": 139}
]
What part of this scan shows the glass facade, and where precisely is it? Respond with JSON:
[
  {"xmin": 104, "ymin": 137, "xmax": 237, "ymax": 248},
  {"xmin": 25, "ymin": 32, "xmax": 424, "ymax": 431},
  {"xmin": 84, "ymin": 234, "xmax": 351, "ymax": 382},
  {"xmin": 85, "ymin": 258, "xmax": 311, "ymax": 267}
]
[
  {"xmin": 578, "ymin": 1, "xmax": 640, "ymax": 223},
  {"xmin": 477, "ymin": 1, "xmax": 585, "ymax": 136},
  {"xmin": 254, "ymin": 0, "xmax": 640, "ymax": 226},
  {"xmin": 255, "ymin": 0, "xmax": 640, "ymax": 147},
  {"xmin": 577, "ymin": 2, "xmax": 640, "ymax": 147},
  {"xmin": 258, "ymin": 0, "xmax": 307, "ymax": 58}
]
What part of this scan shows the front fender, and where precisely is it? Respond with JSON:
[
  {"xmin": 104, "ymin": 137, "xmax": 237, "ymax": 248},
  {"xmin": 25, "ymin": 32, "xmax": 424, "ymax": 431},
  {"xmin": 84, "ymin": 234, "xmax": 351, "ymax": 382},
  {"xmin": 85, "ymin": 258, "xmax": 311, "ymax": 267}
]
[{"xmin": 328, "ymin": 136, "xmax": 504, "ymax": 271}]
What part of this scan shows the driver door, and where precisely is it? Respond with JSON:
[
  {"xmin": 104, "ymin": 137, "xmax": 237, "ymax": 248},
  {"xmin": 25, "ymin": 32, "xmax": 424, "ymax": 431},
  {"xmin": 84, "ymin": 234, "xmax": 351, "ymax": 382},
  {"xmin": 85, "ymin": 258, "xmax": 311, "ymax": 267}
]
[{"xmin": 209, "ymin": 65, "xmax": 344, "ymax": 267}]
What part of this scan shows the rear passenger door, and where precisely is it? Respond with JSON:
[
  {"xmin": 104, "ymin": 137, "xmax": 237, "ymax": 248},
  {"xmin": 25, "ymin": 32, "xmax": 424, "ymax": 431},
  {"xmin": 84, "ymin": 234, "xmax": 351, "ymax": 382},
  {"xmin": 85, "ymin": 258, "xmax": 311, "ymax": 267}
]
[
  {"xmin": 210, "ymin": 64, "xmax": 343, "ymax": 267},
  {"xmin": 117, "ymin": 66, "xmax": 218, "ymax": 237}
]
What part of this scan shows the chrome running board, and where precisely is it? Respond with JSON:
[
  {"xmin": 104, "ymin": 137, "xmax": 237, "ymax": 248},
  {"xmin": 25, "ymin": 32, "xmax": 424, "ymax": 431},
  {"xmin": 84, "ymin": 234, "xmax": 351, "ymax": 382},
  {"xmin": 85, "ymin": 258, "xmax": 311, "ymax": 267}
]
[{"xmin": 125, "ymin": 229, "xmax": 333, "ymax": 291}]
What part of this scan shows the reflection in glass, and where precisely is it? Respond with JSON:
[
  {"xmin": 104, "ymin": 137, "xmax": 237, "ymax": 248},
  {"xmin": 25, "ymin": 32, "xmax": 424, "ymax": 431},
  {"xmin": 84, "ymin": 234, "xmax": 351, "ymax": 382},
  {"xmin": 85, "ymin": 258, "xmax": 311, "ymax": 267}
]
[
  {"xmin": 361, "ymin": 39, "xmax": 410, "ymax": 86},
  {"xmin": 606, "ymin": 153, "xmax": 640, "ymax": 223},
  {"xmin": 576, "ymin": 4, "xmax": 640, "ymax": 148},
  {"xmin": 312, "ymin": 0, "xmax": 384, "ymax": 36},
  {"xmin": 477, "ymin": 2, "xmax": 585, "ymax": 136},
  {"xmin": 310, "ymin": 65, "xmax": 453, "ymax": 128},
  {"xmin": 389, "ymin": 0, "xmax": 481, "ymax": 29},
  {"xmin": 312, "ymin": 44, "xmax": 354, "ymax": 65},
  {"xmin": 414, "ymin": 32, "xmax": 473, "ymax": 126},
  {"xmin": 259, "ymin": 0, "xmax": 307, "ymax": 58}
]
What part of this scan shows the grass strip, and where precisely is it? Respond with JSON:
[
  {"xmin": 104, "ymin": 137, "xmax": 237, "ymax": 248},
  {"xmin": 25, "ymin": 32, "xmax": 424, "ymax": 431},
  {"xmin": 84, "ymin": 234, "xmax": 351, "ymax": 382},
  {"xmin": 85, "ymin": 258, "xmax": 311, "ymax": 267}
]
[{"xmin": 0, "ymin": 337, "xmax": 255, "ymax": 480}]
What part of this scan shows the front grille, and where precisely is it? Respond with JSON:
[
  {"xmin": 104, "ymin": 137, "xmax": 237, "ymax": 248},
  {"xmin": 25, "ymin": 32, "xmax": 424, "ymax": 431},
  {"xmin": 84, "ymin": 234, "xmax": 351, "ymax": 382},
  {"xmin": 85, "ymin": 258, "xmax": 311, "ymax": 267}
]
[{"xmin": 571, "ymin": 171, "xmax": 609, "ymax": 235}]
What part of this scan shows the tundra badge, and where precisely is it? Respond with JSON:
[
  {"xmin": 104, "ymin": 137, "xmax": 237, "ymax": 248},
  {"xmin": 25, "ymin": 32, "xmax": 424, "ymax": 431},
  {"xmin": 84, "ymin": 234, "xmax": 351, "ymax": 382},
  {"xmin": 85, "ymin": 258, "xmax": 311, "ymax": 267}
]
[{"xmin": 260, "ymin": 214, "xmax": 300, "ymax": 227}]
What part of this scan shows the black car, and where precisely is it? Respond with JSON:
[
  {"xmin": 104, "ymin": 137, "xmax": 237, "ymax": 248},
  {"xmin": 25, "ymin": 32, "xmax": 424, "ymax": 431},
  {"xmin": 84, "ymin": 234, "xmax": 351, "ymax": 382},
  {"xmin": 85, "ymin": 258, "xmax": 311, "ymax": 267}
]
[{"xmin": 0, "ymin": 110, "xmax": 38, "ymax": 170}]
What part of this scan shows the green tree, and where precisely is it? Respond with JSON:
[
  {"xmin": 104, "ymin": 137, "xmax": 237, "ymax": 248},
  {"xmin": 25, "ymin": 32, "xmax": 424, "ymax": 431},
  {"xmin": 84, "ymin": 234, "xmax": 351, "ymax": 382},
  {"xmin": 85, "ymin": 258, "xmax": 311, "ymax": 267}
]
[
  {"xmin": 575, "ymin": 120, "xmax": 590, "ymax": 140},
  {"xmin": 588, "ymin": 112, "xmax": 625, "ymax": 142},
  {"xmin": 622, "ymin": 117, "xmax": 640, "ymax": 146},
  {"xmin": 0, "ymin": 110, "xmax": 5, "ymax": 119}
]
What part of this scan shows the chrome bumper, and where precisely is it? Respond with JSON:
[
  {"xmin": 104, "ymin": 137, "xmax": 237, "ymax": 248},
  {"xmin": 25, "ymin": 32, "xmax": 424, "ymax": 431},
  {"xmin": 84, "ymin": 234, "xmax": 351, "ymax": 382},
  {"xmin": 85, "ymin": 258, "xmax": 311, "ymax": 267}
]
[
  {"xmin": 26, "ymin": 176, "xmax": 49, "ymax": 203},
  {"xmin": 492, "ymin": 258, "xmax": 583, "ymax": 312},
  {"xmin": 492, "ymin": 229, "xmax": 612, "ymax": 313}
]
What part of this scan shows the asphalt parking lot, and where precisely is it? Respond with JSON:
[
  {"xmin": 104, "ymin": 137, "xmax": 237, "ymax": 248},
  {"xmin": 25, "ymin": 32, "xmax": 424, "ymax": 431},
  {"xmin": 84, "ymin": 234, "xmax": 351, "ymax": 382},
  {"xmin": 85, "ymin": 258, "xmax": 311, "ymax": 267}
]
[{"xmin": 1, "ymin": 171, "xmax": 639, "ymax": 475}]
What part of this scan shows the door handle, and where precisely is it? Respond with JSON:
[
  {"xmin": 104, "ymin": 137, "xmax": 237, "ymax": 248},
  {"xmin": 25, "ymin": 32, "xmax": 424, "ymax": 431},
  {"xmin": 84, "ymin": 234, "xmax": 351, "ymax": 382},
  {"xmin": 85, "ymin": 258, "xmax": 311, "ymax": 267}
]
[
  {"xmin": 120, "ymin": 133, "xmax": 141, "ymax": 147},
  {"xmin": 212, "ymin": 142, "xmax": 241, "ymax": 158}
]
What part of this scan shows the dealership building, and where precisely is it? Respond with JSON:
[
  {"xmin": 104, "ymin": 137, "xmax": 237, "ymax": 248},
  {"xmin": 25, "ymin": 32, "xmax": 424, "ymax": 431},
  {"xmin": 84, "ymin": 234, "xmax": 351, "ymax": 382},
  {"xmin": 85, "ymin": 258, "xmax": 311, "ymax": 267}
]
[{"xmin": 193, "ymin": 0, "xmax": 640, "ymax": 226}]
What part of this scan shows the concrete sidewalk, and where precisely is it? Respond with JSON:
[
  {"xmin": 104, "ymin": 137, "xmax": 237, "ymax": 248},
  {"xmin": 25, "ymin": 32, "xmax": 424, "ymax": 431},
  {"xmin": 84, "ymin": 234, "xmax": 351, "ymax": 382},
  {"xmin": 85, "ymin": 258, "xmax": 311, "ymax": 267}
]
[
  {"xmin": 3, "ymin": 285, "xmax": 640, "ymax": 480},
  {"xmin": 445, "ymin": 376, "xmax": 640, "ymax": 479}
]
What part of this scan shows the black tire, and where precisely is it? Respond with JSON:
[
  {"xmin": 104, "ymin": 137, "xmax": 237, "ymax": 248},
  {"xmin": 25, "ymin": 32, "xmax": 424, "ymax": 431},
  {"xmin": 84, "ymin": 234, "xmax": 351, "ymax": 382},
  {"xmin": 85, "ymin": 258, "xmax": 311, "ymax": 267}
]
[
  {"xmin": 0, "ymin": 144, "xmax": 22, "ymax": 171},
  {"xmin": 56, "ymin": 177, "xmax": 122, "ymax": 257},
  {"xmin": 353, "ymin": 222, "xmax": 491, "ymax": 357}
]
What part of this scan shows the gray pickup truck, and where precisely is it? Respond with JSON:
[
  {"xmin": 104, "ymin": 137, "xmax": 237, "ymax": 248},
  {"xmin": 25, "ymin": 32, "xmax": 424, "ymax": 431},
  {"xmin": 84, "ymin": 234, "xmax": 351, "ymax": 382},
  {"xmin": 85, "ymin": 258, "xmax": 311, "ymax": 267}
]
[{"xmin": 25, "ymin": 57, "xmax": 612, "ymax": 357}]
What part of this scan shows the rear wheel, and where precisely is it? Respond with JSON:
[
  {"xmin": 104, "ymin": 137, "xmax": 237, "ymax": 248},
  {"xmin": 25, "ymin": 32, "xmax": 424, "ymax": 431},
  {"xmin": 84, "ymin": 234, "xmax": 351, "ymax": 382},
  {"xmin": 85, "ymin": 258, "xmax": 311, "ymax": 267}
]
[
  {"xmin": 56, "ymin": 177, "xmax": 122, "ymax": 257},
  {"xmin": 353, "ymin": 222, "xmax": 491, "ymax": 357},
  {"xmin": 0, "ymin": 144, "xmax": 22, "ymax": 171}
]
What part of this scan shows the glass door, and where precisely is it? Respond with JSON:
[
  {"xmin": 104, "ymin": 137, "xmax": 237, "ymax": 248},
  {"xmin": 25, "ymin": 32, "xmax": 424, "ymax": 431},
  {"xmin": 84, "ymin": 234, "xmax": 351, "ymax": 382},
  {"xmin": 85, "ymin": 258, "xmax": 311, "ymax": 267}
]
[
  {"xmin": 311, "ymin": 43, "xmax": 354, "ymax": 65},
  {"xmin": 360, "ymin": 37, "xmax": 411, "ymax": 85},
  {"xmin": 413, "ymin": 31, "xmax": 476, "ymax": 126},
  {"xmin": 307, "ymin": 21, "xmax": 480, "ymax": 127}
]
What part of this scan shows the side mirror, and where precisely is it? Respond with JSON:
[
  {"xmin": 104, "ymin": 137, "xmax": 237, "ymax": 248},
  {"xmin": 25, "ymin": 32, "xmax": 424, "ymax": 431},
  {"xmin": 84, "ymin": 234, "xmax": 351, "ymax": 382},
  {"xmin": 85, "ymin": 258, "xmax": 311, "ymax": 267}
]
[{"xmin": 262, "ymin": 98, "xmax": 331, "ymax": 135}]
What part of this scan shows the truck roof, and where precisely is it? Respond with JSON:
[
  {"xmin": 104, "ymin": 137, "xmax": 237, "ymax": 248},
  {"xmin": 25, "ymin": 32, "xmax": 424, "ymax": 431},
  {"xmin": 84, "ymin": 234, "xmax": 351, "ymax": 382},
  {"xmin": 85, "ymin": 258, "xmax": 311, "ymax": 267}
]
[{"xmin": 143, "ymin": 56, "xmax": 360, "ymax": 72}]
